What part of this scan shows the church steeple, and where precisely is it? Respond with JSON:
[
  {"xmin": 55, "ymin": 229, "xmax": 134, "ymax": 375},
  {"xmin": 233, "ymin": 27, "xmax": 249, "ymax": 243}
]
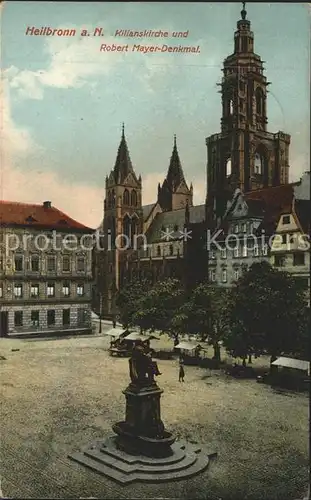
[
  {"xmin": 166, "ymin": 134, "xmax": 186, "ymax": 189},
  {"xmin": 113, "ymin": 123, "xmax": 135, "ymax": 184},
  {"xmin": 157, "ymin": 135, "xmax": 193, "ymax": 212}
]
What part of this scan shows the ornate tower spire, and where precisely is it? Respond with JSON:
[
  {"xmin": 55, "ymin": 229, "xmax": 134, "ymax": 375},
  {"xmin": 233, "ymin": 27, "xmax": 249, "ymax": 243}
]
[
  {"xmin": 113, "ymin": 123, "xmax": 135, "ymax": 184},
  {"xmin": 241, "ymin": 1, "xmax": 247, "ymax": 20},
  {"xmin": 166, "ymin": 135, "xmax": 185, "ymax": 188},
  {"xmin": 157, "ymin": 136, "xmax": 193, "ymax": 212}
]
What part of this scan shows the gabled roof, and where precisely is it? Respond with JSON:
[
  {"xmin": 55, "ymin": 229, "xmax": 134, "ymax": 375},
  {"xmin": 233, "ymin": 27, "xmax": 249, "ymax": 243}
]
[
  {"xmin": 142, "ymin": 203, "xmax": 155, "ymax": 222},
  {"xmin": 0, "ymin": 201, "xmax": 93, "ymax": 232},
  {"xmin": 145, "ymin": 204, "xmax": 205, "ymax": 243}
]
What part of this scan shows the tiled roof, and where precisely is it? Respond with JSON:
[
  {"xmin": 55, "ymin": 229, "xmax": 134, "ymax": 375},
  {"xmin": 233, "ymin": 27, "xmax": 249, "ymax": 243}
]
[
  {"xmin": 146, "ymin": 204, "xmax": 205, "ymax": 243},
  {"xmin": 0, "ymin": 201, "xmax": 94, "ymax": 232},
  {"xmin": 245, "ymin": 184, "xmax": 294, "ymax": 214},
  {"xmin": 142, "ymin": 203, "xmax": 155, "ymax": 221},
  {"xmin": 245, "ymin": 184, "xmax": 295, "ymax": 235}
]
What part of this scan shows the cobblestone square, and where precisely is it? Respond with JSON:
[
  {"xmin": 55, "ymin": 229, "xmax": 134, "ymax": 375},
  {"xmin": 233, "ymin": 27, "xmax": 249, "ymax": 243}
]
[{"xmin": 0, "ymin": 334, "xmax": 309, "ymax": 499}]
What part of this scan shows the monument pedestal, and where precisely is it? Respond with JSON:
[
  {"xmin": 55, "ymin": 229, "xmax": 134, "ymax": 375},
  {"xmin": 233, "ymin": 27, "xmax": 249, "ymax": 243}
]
[
  {"xmin": 112, "ymin": 382, "xmax": 175, "ymax": 458},
  {"xmin": 69, "ymin": 348, "xmax": 217, "ymax": 484}
]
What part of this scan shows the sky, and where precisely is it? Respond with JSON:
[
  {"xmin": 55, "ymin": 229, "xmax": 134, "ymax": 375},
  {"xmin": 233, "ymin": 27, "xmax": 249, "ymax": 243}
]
[{"xmin": 1, "ymin": 1, "xmax": 310, "ymax": 229}]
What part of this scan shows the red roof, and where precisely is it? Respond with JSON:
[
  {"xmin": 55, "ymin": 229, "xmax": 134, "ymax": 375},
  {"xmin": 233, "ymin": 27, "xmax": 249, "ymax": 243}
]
[
  {"xmin": 0, "ymin": 200, "xmax": 94, "ymax": 232},
  {"xmin": 245, "ymin": 184, "xmax": 294, "ymax": 215}
]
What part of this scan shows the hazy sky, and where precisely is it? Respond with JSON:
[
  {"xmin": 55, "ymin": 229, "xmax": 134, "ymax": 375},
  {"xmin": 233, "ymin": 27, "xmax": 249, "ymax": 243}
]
[{"xmin": 1, "ymin": 2, "xmax": 310, "ymax": 228}]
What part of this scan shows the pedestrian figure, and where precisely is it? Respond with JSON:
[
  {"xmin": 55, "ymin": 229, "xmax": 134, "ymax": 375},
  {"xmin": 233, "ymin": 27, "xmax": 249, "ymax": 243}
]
[
  {"xmin": 112, "ymin": 316, "xmax": 116, "ymax": 328},
  {"xmin": 179, "ymin": 362, "xmax": 185, "ymax": 382}
]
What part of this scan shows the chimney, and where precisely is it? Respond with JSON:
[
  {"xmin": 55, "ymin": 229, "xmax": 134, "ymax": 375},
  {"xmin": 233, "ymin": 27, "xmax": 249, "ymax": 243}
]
[{"xmin": 43, "ymin": 201, "xmax": 51, "ymax": 208}]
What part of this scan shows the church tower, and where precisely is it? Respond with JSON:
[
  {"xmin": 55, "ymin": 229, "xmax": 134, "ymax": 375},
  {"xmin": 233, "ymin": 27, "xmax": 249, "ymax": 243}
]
[
  {"xmin": 206, "ymin": 2, "xmax": 290, "ymax": 223},
  {"xmin": 102, "ymin": 125, "xmax": 143, "ymax": 315},
  {"xmin": 157, "ymin": 135, "xmax": 193, "ymax": 211}
]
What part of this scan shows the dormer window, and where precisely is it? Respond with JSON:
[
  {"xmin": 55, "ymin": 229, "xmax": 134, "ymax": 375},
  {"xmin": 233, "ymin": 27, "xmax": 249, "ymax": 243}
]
[
  {"xmin": 282, "ymin": 215, "xmax": 290, "ymax": 225},
  {"xmin": 25, "ymin": 215, "xmax": 36, "ymax": 223}
]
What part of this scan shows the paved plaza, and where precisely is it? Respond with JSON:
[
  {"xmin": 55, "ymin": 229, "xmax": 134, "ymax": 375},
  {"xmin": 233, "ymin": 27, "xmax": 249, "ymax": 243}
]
[{"xmin": 0, "ymin": 332, "xmax": 309, "ymax": 500}]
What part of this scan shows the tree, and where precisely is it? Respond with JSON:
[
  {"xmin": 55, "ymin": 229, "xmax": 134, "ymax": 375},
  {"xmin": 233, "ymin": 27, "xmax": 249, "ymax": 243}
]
[
  {"xmin": 179, "ymin": 282, "xmax": 230, "ymax": 361},
  {"xmin": 116, "ymin": 278, "xmax": 150, "ymax": 329},
  {"xmin": 223, "ymin": 261, "xmax": 309, "ymax": 368},
  {"xmin": 133, "ymin": 278, "xmax": 186, "ymax": 344}
]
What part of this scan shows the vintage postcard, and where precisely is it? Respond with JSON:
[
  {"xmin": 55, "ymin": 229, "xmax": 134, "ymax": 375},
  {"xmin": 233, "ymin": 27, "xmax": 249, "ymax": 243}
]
[{"xmin": 0, "ymin": 1, "xmax": 310, "ymax": 499}]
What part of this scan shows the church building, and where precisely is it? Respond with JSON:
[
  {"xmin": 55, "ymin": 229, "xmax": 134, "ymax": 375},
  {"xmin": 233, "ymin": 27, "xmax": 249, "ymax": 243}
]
[{"xmin": 93, "ymin": 3, "xmax": 301, "ymax": 318}]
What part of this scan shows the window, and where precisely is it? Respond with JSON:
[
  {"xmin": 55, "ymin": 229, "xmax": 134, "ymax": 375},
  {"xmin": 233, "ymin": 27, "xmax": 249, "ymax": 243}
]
[
  {"xmin": 239, "ymin": 99, "xmax": 244, "ymax": 112},
  {"xmin": 47, "ymin": 256, "xmax": 56, "ymax": 272},
  {"xmin": 234, "ymin": 269, "xmax": 240, "ymax": 281},
  {"xmin": 221, "ymin": 248, "xmax": 227, "ymax": 259},
  {"xmin": 47, "ymin": 310, "xmax": 55, "ymax": 326},
  {"xmin": 229, "ymin": 100, "xmax": 233, "ymax": 114},
  {"xmin": 234, "ymin": 247, "xmax": 239, "ymax": 258},
  {"xmin": 14, "ymin": 284, "xmax": 23, "ymax": 298},
  {"xmin": 282, "ymin": 234, "xmax": 287, "ymax": 244},
  {"xmin": 131, "ymin": 190, "xmax": 137, "ymax": 206},
  {"xmin": 111, "ymin": 189, "xmax": 116, "ymax": 208},
  {"xmin": 47, "ymin": 283, "xmax": 55, "ymax": 297},
  {"xmin": 31, "ymin": 255, "xmax": 39, "ymax": 272},
  {"xmin": 242, "ymin": 223, "xmax": 247, "ymax": 233},
  {"xmin": 274, "ymin": 255, "xmax": 285, "ymax": 267},
  {"xmin": 31, "ymin": 284, "xmax": 39, "ymax": 297},
  {"xmin": 241, "ymin": 36, "xmax": 248, "ymax": 52},
  {"xmin": 254, "ymin": 245, "xmax": 259, "ymax": 257},
  {"xmin": 169, "ymin": 245, "xmax": 174, "ymax": 256},
  {"xmin": 14, "ymin": 311, "xmax": 23, "ymax": 327},
  {"xmin": 226, "ymin": 158, "xmax": 232, "ymax": 177},
  {"xmin": 234, "ymin": 224, "xmax": 239, "ymax": 234},
  {"xmin": 255, "ymin": 87, "xmax": 264, "ymax": 115},
  {"xmin": 157, "ymin": 246, "xmax": 161, "ymax": 257},
  {"xmin": 77, "ymin": 284, "xmax": 84, "ymax": 296},
  {"xmin": 249, "ymin": 223, "xmax": 254, "ymax": 233},
  {"xmin": 242, "ymin": 246, "xmax": 248, "ymax": 257},
  {"xmin": 77, "ymin": 257, "xmax": 85, "ymax": 272},
  {"xmin": 63, "ymin": 309, "xmax": 70, "ymax": 326},
  {"xmin": 282, "ymin": 215, "xmax": 290, "ymax": 225},
  {"xmin": 14, "ymin": 255, "xmax": 23, "ymax": 271},
  {"xmin": 254, "ymin": 153, "xmax": 263, "ymax": 175},
  {"xmin": 123, "ymin": 189, "xmax": 130, "ymax": 205},
  {"xmin": 174, "ymin": 224, "xmax": 179, "ymax": 232},
  {"xmin": 62, "ymin": 282, "xmax": 70, "ymax": 296},
  {"xmin": 31, "ymin": 310, "xmax": 39, "ymax": 327},
  {"xmin": 62, "ymin": 256, "xmax": 70, "ymax": 272},
  {"xmin": 222, "ymin": 270, "xmax": 227, "ymax": 283},
  {"xmin": 293, "ymin": 253, "xmax": 305, "ymax": 266},
  {"xmin": 210, "ymin": 250, "xmax": 216, "ymax": 259},
  {"xmin": 0, "ymin": 284, "xmax": 2, "ymax": 298},
  {"xmin": 209, "ymin": 270, "xmax": 216, "ymax": 282},
  {"xmin": 262, "ymin": 244, "xmax": 268, "ymax": 256}
]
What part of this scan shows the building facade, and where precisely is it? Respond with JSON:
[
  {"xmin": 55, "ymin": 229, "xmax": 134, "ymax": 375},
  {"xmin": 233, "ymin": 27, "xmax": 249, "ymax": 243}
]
[{"xmin": 0, "ymin": 200, "xmax": 94, "ymax": 336}]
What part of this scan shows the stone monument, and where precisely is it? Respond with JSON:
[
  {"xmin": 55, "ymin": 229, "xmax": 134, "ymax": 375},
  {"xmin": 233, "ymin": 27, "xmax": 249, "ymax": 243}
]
[{"xmin": 69, "ymin": 343, "xmax": 216, "ymax": 484}]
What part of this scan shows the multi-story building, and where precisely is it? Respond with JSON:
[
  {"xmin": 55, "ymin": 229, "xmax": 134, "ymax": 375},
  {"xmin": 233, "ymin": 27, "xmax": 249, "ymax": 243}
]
[
  {"xmin": 208, "ymin": 172, "xmax": 310, "ymax": 288},
  {"xmin": 0, "ymin": 200, "xmax": 94, "ymax": 336},
  {"xmin": 270, "ymin": 173, "xmax": 310, "ymax": 305}
]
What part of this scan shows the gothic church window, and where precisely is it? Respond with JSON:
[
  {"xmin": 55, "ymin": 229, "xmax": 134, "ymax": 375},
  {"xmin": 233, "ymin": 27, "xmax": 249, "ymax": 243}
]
[
  {"xmin": 123, "ymin": 189, "xmax": 130, "ymax": 205},
  {"xmin": 229, "ymin": 100, "xmax": 234, "ymax": 114},
  {"xmin": 254, "ymin": 152, "xmax": 263, "ymax": 175},
  {"xmin": 107, "ymin": 191, "xmax": 112, "ymax": 208},
  {"xmin": 131, "ymin": 190, "xmax": 137, "ymax": 206},
  {"xmin": 123, "ymin": 215, "xmax": 131, "ymax": 241},
  {"xmin": 226, "ymin": 158, "xmax": 232, "ymax": 177},
  {"xmin": 111, "ymin": 189, "xmax": 116, "ymax": 208},
  {"xmin": 157, "ymin": 245, "xmax": 161, "ymax": 257},
  {"xmin": 256, "ymin": 87, "xmax": 264, "ymax": 115}
]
